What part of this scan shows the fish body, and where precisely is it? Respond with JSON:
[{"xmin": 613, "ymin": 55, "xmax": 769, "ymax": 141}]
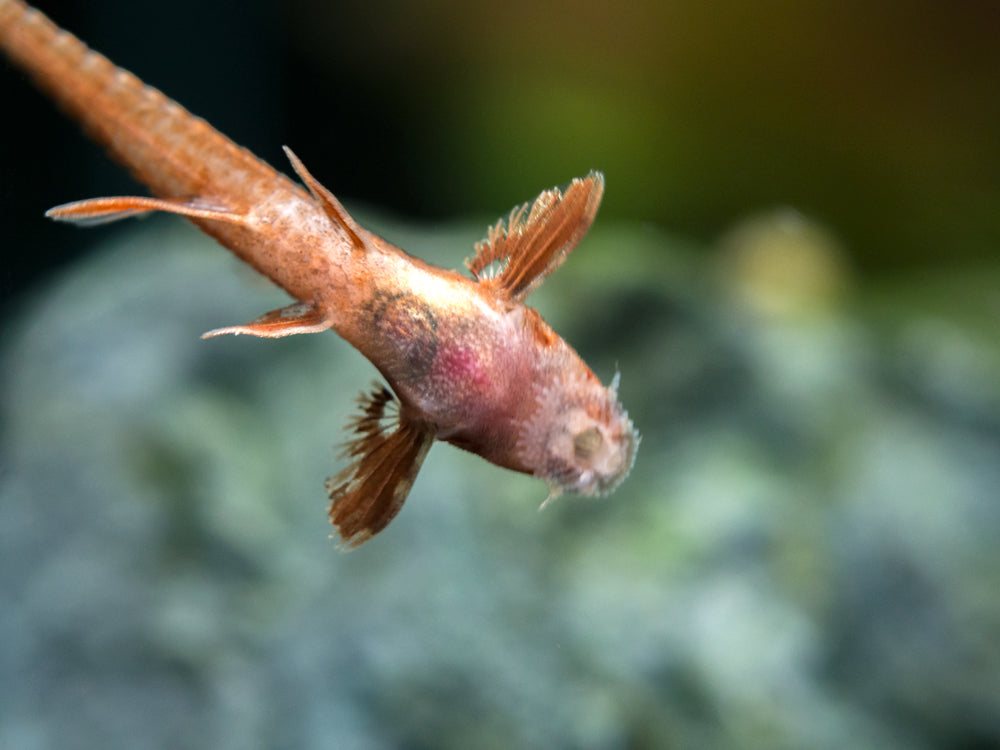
[{"xmin": 0, "ymin": 0, "xmax": 637, "ymax": 546}]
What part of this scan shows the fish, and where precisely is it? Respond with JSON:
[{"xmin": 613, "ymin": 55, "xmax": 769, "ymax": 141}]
[{"xmin": 0, "ymin": 0, "xmax": 638, "ymax": 546}]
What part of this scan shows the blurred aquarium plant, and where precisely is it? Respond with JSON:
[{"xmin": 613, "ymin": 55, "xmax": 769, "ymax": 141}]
[{"xmin": 2, "ymin": 202, "xmax": 999, "ymax": 749}]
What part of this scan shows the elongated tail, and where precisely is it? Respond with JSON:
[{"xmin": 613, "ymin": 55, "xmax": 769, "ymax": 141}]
[
  {"xmin": 0, "ymin": 0, "xmax": 293, "ymax": 208},
  {"xmin": 0, "ymin": 0, "xmax": 355, "ymax": 313}
]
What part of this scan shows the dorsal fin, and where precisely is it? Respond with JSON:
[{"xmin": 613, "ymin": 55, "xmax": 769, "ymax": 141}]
[
  {"xmin": 283, "ymin": 146, "xmax": 367, "ymax": 251},
  {"xmin": 325, "ymin": 384, "xmax": 434, "ymax": 548},
  {"xmin": 466, "ymin": 171, "xmax": 604, "ymax": 302}
]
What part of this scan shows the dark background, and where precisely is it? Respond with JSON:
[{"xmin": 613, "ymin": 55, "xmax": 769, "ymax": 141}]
[{"xmin": 3, "ymin": 0, "xmax": 1000, "ymax": 309}]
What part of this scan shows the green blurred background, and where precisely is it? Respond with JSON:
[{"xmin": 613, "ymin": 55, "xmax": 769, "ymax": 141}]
[{"xmin": 2, "ymin": 1, "xmax": 999, "ymax": 749}]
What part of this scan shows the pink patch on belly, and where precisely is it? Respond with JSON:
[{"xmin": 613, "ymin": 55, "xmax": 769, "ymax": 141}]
[{"xmin": 434, "ymin": 345, "xmax": 492, "ymax": 394}]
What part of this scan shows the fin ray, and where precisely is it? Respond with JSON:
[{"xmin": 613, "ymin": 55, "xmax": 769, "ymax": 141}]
[
  {"xmin": 46, "ymin": 196, "xmax": 250, "ymax": 226},
  {"xmin": 326, "ymin": 384, "xmax": 434, "ymax": 547},
  {"xmin": 466, "ymin": 171, "xmax": 604, "ymax": 301},
  {"xmin": 201, "ymin": 302, "xmax": 331, "ymax": 339},
  {"xmin": 283, "ymin": 146, "xmax": 366, "ymax": 251}
]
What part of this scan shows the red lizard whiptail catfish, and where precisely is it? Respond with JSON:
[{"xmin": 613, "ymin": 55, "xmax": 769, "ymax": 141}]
[{"xmin": 0, "ymin": 0, "xmax": 637, "ymax": 547}]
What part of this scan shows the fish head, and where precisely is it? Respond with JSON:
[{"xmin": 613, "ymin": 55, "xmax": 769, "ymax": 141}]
[{"xmin": 517, "ymin": 368, "xmax": 639, "ymax": 500}]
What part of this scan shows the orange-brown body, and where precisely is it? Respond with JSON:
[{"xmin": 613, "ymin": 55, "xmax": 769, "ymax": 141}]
[{"xmin": 0, "ymin": 0, "xmax": 637, "ymax": 546}]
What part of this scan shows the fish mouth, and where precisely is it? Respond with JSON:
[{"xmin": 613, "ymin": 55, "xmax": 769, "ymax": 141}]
[
  {"xmin": 559, "ymin": 411, "xmax": 639, "ymax": 497},
  {"xmin": 590, "ymin": 417, "xmax": 640, "ymax": 495}
]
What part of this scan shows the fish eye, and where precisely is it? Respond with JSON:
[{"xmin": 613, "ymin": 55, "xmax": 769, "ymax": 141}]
[{"xmin": 573, "ymin": 426, "xmax": 603, "ymax": 461}]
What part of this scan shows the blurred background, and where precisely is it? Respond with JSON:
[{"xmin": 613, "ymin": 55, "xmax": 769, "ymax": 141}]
[{"xmin": 2, "ymin": 1, "xmax": 999, "ymax": 748}]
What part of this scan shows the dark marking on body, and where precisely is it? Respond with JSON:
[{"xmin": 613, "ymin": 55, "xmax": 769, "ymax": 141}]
[{"xmin": 365, "ymin": 290, "xmax": 439, "ymax": 379}]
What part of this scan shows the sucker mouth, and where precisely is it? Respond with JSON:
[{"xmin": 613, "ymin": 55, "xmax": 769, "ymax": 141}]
[{"xmin": 595, "ymin": 417, "xmax": 639, "ymax": 495}]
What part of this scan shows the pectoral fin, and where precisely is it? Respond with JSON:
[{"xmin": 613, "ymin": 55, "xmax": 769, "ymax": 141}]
[
  {"xmin": 46, "ymin": 196, "xmax": 250, "ymax": 226},
  {"xmin": 326, "ymin": 384, "xmax": 434, "ymax": 547},
  {"xmin": 201, "ymin": 302, "xmax": 331, "ymax": 339},
  {"xmin": 466, "ymin": 171, "xmax": 604, "ymax": 302}
]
